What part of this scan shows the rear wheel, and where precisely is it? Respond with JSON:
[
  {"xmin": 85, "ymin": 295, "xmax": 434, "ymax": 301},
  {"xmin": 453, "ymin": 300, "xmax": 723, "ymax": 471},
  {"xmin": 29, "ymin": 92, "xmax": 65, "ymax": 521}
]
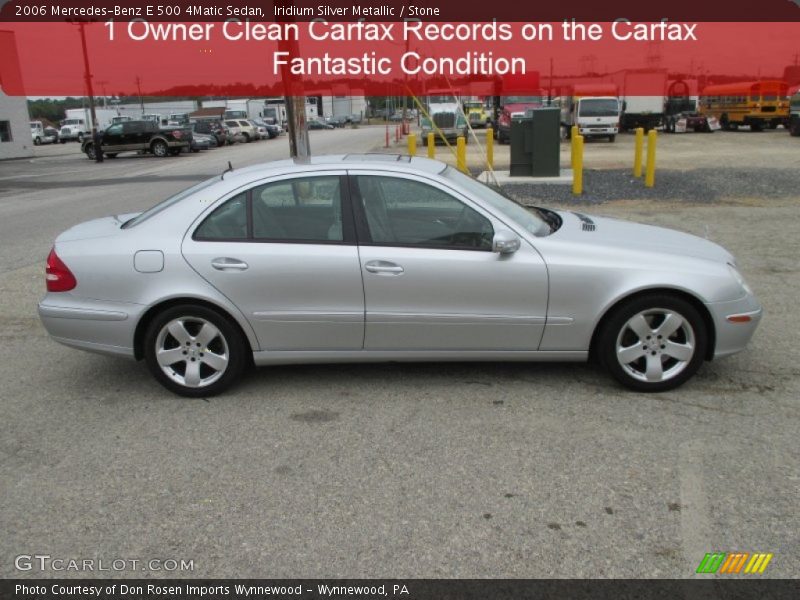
[
  {"xmin": 597, "ymin": 294, "xmax": 708, "ymax": 392},
  {"xmin": 144, "ymin": 305, "xmax": 248, "ymax": 397},
  {"xmin": 84, "ymin": 144, "xmax": 97, "ymax": 160},
  {"xmin": 151, "ymin": 139, "xmax": 169, "ymax": 157}
]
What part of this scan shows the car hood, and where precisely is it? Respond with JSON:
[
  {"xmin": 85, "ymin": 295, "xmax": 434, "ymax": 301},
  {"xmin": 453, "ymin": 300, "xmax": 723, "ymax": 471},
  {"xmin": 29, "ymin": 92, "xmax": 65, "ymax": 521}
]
[
  {"xmin": 56, "ymin": 213, "xmax": 139, "ymax": 242},
  {"xmin": 552, "ymin": 211, "xmax": 733, "ymax": 263}
]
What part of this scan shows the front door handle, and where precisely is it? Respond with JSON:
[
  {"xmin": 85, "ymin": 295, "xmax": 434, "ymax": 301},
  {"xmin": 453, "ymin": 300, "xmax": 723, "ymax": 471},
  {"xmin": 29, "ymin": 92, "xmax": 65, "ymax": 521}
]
[
  {"xmin": 211, "ymin": 257, "xmax": 249, "ymax": 271},
  {"xmin": 364, "ymin": 260, "xmax": 404, "ymax": 275}
]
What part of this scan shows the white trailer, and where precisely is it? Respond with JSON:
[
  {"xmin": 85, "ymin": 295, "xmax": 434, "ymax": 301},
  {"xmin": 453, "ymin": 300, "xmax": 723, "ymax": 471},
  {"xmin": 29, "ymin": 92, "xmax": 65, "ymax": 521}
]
[
  {"xmin": 59, "ymin": 108, "xmax": 120, "ymax": 142},
  {"xmin": 613, "ymin": 69, "xmax": 668, "ymax": 131}
]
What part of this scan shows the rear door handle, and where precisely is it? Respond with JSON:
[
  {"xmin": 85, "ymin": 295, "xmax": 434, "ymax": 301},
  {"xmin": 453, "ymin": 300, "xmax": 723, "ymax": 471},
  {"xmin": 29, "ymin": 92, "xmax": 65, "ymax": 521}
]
[
  {"xmin": 364, "ymin": 260, "xmax": 404, "ymax": 275},
  {"xmin": 211, "ymin": 257, "xmax": 248, "ymax": 271}
]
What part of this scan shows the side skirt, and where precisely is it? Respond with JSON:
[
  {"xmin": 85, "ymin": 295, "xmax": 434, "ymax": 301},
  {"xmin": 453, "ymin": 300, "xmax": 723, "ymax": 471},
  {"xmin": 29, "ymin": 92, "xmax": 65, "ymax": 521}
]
[{"xmin": 252, "ymin": 350, "xmax": 588, "ymax": 366}]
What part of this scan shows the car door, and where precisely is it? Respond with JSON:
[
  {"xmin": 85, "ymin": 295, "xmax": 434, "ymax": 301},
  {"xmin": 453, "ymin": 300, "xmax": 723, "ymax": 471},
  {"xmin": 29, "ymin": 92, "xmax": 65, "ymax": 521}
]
[
  {"xmin": 181, "ymin": 172, "xmax": 365, "ymax": 351},
  {"xmin": 350, "ymin": 172, "xmax": 549, "ymax": 351},
  {"xmin": 101, "ymin": 123, "xmax": 124, "ymax": 150}
]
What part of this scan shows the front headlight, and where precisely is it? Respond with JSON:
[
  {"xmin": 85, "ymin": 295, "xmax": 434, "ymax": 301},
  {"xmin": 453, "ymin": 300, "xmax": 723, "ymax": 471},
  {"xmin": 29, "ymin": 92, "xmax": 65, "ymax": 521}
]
[{"xmin": 728, "ymin": 263, "xmax": 753, "ymax": 295}]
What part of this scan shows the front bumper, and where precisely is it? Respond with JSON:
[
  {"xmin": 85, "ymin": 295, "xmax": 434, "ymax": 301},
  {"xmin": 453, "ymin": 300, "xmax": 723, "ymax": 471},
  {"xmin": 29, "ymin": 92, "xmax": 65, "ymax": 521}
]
[
  {"xmin": 706, "ymin": 293, "xmax": 763, "ymax": 359},
  {"xmin": 579, "ymin": 126, "xmax": 618, "ymax": 136}
]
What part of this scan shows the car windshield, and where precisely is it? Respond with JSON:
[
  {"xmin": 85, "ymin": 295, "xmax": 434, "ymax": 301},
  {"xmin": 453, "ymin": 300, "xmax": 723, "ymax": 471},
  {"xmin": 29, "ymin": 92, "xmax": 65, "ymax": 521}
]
[
  {"xmin": 122, "ymin": 176, "xmax": 221, "ymax": 229},
  {"xmin": 578, "ymin": 98, "xmax": 620, "ymax": 117},
  {"xmin": 442, "ymin": 167, "xmax": 551, "ymax": 237}
]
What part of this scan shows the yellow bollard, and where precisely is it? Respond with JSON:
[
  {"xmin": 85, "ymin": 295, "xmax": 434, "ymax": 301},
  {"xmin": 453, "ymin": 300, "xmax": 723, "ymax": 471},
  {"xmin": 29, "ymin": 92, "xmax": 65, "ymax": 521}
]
[
  {"xmin": 457, "ymin": 136, "xmax": 467, "ymax": 172},
  {"xmin": 645, "ymin": 129, "xmax": 657, "ymax": 187},
  {"xmin": 427, "ymin": 133, "xmax": 435, "ymax": 158},
  {"xmin": 572, "ymin": 135, "xmax": 584, "ymax": 196},
  {"xmin": 408, "ymin": 133, "xmax": 417, "ymax": 157},
  {"xmin": 633, "ymin": 127, "xmax": 644, "ymax": 177},
  {"xmin": 570, "ymin": 125, "xmax": 579, "ymax": 169},
  {"xmin": 486, "ymin": 127, "xmax": 494, "ymax": 170}
]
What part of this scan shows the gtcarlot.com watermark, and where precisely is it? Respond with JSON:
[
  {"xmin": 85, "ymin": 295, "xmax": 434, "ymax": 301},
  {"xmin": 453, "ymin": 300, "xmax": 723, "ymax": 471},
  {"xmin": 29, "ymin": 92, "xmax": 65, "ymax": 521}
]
[{"xmin": 15, "ymin": 554, "xmax": 194, "ymax": 573}]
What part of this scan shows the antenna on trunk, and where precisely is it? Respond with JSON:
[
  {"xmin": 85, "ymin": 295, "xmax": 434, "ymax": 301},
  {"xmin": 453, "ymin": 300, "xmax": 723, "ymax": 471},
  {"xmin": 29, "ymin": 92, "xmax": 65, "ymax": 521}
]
[{"xmin": 222, "ymin": 161, "xmax": 233, "ymax": 179}]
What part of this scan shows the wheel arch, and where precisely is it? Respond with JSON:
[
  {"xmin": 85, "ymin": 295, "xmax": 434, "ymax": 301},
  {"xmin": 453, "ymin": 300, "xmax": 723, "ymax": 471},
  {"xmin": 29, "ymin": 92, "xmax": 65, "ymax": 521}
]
[
  {"xmin": 133, "ymin": 297, "xmax": 255, "ymax": 361},
  {"xmin": 589, "ymin": 287, "xmax": 716, "ymax": 362}
]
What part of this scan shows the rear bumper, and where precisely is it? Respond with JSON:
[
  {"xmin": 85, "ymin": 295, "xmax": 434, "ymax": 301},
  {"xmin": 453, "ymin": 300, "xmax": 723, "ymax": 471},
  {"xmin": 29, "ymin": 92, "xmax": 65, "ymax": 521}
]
[
  {"xmin": 38, "ymin": 296, "xmax": 142, "ymax": 359},
  {"xmin": 706, "ymin": 294, "xmax": 763, "ymax": 359}
]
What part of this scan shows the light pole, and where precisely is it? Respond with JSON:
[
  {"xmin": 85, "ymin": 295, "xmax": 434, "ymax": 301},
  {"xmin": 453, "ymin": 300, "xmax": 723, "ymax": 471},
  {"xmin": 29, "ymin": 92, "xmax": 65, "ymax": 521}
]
[{"xmin": 75, "ymin": 20, "xmax": 102, "ymax": 162}]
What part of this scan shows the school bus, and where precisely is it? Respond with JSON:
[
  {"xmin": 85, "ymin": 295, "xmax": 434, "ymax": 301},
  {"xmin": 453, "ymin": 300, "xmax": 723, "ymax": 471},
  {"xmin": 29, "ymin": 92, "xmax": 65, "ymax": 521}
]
[{"xmin": 699, "ymin": 80, "xmax": 789, "ymax": 131}]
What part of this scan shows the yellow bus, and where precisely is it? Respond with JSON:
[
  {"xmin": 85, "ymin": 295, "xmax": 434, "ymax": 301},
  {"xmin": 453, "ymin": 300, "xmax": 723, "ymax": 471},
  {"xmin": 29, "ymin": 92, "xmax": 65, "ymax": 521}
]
[{"xmin": 699, "ymin": 80, "xmax": 789, "ymax": 131}]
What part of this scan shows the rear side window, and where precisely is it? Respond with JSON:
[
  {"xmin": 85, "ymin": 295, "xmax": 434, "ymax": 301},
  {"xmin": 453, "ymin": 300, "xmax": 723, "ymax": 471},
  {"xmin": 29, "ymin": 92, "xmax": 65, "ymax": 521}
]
[
  {"xmin": 193, "ymin": 193, "xmax": 248, "ymax": 240},
  {"xmin": 191, "ymin": 176, "xmax": 348, "ymax": 243},
  {"xmin": 251, "ymin": 176, "xmax": 344, "ymax": 241}
]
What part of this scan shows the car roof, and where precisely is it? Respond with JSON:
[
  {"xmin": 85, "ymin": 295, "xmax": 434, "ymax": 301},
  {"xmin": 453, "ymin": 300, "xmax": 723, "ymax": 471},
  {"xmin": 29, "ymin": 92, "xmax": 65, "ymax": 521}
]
[{"xmin": 218, "ymin": 155, "xmax": 447, "ymax": 187}]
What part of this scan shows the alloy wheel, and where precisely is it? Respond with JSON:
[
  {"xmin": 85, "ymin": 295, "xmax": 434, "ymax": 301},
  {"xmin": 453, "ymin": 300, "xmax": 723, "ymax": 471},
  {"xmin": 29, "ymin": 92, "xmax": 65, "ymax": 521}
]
[
  {"xmin": 615, "ymin": 308, "xmax": 696, "ymax": 383},
  {"xmin": 155, "ymin": 317, "xmax": 229, "ymax": 388}
]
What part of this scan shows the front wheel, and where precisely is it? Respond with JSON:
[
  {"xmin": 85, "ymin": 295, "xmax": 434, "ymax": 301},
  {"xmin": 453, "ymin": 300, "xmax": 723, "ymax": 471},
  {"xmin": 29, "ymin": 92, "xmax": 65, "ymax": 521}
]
[
  {"xmin": 143, "ymin": 305, "xmax": 248, "ymax": 397},
  {"xmin": 33, "ymin": 137, "xmax": 41, "ymax": 146},
  {"xmin": 597, "ymin": 294, "xmax": 708, "ymax": 392},
  {"xmin": 84, "ymin": 144, "xmax": 97, "ymax": 160}
]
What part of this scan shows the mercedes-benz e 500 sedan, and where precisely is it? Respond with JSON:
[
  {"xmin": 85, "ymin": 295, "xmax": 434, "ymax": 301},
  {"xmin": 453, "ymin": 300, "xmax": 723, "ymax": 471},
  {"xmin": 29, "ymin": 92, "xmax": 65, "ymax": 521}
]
[{"xmin": 39, "ymin": 155, "xmax": 761, "ymax": 397}]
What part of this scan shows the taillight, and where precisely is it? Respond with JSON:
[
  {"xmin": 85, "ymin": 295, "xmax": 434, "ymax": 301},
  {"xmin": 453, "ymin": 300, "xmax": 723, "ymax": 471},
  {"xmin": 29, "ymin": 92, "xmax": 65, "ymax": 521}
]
[{"xmin": 46, "ymin": 248, "xmax": 76, "ymax": 292}]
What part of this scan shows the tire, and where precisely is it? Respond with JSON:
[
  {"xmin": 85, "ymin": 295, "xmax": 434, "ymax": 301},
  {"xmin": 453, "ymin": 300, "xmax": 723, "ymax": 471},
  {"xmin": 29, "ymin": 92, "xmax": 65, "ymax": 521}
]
[
  {"xmin": 151, "ymin": 139, "xmax": 169, "ymax": 157},
  {"xmin": 750, "ymin": 122, "xmax": 763, "ymax": 132},
  {"xmin": 84, "ymin": 144, "xmax": 97, "ymax": 160},
  {"xmin": 33, "ymin": 137, "xmax": 41, "ymax": 146},
  {"xmin": 143, "ymin": 304, "xmax": 248, "ymax": 398},
  {"xmin": 241, "ymin": 133, "xmax": 250, "ymax": 143},
  {"xmin": 77, "ymin": 133, "xmax": 84, "ymax": 142},
  {"xmin": 596, "ymin": 293, "xmax": 708, "ymax": 392}
]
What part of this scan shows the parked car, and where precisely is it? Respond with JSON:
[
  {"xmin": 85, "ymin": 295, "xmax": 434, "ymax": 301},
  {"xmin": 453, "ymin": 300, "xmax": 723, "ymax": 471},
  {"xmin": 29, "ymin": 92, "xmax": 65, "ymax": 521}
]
[
  {"xmin": 43, "ymin": 127, "xmax": 60, "ymax": 144},
  {"xmin": 38, "ymin": 155, "xmax": 761, "ymax": 397},
  {"xmin": 223, "ymin": 119, "xmax": 257, "ymax": 143},
  {"xmin": 308, "ymin": 118, "xmax": 334, "ymax": 130},
  {"xmin": 191, "ymin": 120, "xmax": 226, "ymax": 147},
  {"xmin": 190, "ymin": 132, "xmax": 214, "ymax": 152},
  {"xmin": 247, "ymin": 120, "xmax": 267, "ymax": 140},
  {"xmin": 326, "ymin": 115, "xmax": 348, "ymax": 128},
  {"xmin": 81, "ymin": 120, "xmax": 190, "ymax": 159},
  {"xmin": 251, "ymin": 118, "xmax": 280, "ymax": 139}
]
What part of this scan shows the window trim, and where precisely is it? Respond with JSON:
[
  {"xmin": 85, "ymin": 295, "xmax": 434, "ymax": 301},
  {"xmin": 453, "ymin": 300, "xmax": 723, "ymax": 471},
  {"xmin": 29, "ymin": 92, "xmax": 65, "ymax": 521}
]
[
  {"xmin": 348, "ymin": 172, "xmax": 495, "ymax": 253},
  {"xmin": 192, "ymin": 173, "xmax": 357, "ymax": 245}
]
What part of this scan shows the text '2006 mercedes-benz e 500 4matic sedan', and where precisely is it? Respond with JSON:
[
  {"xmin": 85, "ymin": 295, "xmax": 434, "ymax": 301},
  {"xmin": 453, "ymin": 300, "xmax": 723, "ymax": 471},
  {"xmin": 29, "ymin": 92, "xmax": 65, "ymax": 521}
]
[{"xmin": 38, "ymin": 155, "xmax": 762, "ymax": 397}]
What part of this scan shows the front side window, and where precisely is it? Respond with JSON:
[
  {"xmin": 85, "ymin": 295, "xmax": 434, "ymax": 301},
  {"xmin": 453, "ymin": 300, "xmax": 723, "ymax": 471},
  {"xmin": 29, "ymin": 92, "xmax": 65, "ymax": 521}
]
[
  {"xmin": 105, "ymin": 124, "xmax": 123, "ymax": 136},
  {"xmin": 355, "ymin": 175, "xmax": 493, "ymax": 250}
]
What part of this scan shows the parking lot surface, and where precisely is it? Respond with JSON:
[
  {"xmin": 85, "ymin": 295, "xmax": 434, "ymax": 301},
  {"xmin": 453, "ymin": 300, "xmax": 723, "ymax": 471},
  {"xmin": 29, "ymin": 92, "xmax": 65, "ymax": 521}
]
[{"xmin": 1, "ymin": 127, "xmax": 798, "ymax": 578}]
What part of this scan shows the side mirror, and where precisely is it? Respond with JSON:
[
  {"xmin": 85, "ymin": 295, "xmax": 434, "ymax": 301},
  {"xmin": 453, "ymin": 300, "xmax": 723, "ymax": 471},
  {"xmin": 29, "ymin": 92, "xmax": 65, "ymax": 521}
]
[{"xmin": 492, "ymin": 230, "xmax": 521, "ymax": 254}]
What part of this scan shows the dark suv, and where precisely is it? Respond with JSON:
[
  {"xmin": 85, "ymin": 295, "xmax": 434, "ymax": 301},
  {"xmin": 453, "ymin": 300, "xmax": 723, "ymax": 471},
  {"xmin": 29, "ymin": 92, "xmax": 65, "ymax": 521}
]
[{"xmin": 82, "ymin": 120, "xmax": 190, "ymax": 159}]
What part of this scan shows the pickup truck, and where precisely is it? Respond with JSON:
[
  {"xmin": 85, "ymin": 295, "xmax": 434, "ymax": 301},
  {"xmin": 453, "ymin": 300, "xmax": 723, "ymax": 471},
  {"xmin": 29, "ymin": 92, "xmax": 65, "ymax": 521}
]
[{"xmin": 81, "ymin": 120, "xmax": 190, "ymax": 160}]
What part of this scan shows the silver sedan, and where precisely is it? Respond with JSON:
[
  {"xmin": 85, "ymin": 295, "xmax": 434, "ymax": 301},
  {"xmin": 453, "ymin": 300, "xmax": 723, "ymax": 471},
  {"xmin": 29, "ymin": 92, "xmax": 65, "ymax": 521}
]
[{"xmin": 38, "ymin": 155, "xmax": 762, "ymax": 396}]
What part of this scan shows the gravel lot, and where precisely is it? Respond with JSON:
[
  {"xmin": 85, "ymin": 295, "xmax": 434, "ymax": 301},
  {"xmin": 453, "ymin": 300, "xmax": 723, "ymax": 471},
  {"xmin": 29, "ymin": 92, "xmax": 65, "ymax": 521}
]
[{"xmin": 0, "ymin": 127, "xmax": 798, "ymax": 579}]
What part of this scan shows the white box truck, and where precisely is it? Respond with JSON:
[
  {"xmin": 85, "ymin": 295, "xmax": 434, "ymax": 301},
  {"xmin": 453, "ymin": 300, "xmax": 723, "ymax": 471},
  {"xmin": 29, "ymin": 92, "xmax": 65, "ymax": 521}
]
[{"xmin": 560, "ymin": 83, "xmax": 621, "ymax": 142}]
